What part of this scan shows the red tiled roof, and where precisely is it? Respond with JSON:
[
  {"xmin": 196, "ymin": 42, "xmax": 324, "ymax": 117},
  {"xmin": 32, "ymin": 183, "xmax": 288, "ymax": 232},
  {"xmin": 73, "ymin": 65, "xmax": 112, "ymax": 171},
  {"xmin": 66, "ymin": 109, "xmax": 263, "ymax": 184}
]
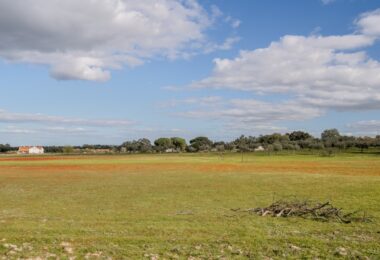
[{"xmin": 18, "ymin": 146, "xmax": 44, "ymax": 151}]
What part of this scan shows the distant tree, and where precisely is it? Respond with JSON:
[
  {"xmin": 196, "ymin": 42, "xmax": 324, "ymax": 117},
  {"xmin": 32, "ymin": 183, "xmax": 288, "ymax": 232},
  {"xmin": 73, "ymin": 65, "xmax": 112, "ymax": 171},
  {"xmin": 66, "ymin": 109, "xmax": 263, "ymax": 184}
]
[
  {"xmin": 82, "ymin": 144, "xmax": 94, "ymax": 149},
  {"xmin": 309, "ymin": 142, "xmax": 325, "ymax": 150},
  {"xmin": 258, "ymin": 133, "xmax": 290, "ymax": 146},
  {"xmin": 137, "ymin": 138, "xmax": 153, "ymax": 153},
  {"xmin": 340, "ymin": 135, "xmax": 356, "ymax": 148},
  {"xmin": 355, "ymin": 137, "xmax": 371, "ymax": 153},
  {"xmin": 120, "ymin": 139, "xmax": 152, "ymax": 153},
  {"xmin": 44, "ymin": 146, "xmax": 64, "ymax": 153},
  {"xmin": 154, "ymin": 138, "xmax": 173, "ymax": 152},
  {"xmin": 121, "ymin": 141, "xmax": 138, "ymax": 153},
  {"xmin": 288, "ymin": 131, "xmax": 312, "ymax": 141},
  {"xmin": 220, "ymin": 141, "xmax": 233, "ymax": 151},
  {"xmin": 171, "ymin": 137, "xmax": 187, "ymax": 151},
  {"xmin": 185, "ymin": 146, "xmax": 197, "ymax": 153},
  {"xmin": 273, "ymin": 142, "xmax": 283, "ymax": 152},
  {"xmin": 267, "ymin": 144, "xmax": 274, "ymax": 155},
  {"xmin": 0, "ymin": 144, "xmax": 13, "ymax": 153},
  {"xmin": 259, "ymin": 133, "xmax": 281, "ymax": 145},
  {"xmin": 235, "ymin": 135, "xmax": 251, "ymax": 152},
  {"xmin": 335, "ymin": 141, "xmax": 346, "ymax": 150},
  {"xmin": 297, "ymin": 138, "xmax": 312, "ymax": 149},
  {"xmin": 321, "ymin": 129, "xmax": 340, "ymax": 148},
  {"xmin": 189, "ymin": 136, "xmax": 213, "ymax": 152},
  {"xmin": 282, "ymin": 143, "xmax": 296, "ymax": 150},
  {"xmin": 63, "ymin": 146, "xmax": 74, "ymax": 154},
  {"xmin": 375, "ymin": 135, "xmax": 380, "ymax": 147},
  {"xmin": 232, "ymin": 135, "xmax": 260, "ymax": 151},
  {"xmin": 213, "ymin": 141, "xmax": 226, "ymax": 152},
  {"xmin": 235, "ymin": 135, "xmax": 251, "ymax": 162}
]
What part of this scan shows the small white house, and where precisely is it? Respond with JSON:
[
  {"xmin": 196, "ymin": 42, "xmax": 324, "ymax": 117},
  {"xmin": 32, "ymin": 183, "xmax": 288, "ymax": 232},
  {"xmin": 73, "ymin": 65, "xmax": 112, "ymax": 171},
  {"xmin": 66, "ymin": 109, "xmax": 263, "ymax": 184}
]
[
  {"xmin": 29, "ymin": 146, "xmax": 44, "ymax": 154},
  {"xmin": 254, "ymin": 145, "xmax": 265, "ymax": 152},
  {"xmin": 18, "ymin": 146, "xmax": 44, "ymax": 154}
]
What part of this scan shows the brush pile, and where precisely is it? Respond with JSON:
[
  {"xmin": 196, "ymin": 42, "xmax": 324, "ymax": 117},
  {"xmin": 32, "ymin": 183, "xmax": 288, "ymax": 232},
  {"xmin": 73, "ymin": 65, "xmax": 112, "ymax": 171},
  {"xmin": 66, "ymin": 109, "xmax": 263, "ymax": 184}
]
[{"xmin": 235, "ymin": 200, "xmax": 370, "ymax": 223}]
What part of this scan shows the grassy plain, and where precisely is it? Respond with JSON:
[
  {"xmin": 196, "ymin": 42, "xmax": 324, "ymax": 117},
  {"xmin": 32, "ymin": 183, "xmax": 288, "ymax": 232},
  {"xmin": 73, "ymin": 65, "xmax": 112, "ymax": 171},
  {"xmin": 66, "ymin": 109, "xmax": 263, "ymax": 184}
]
[{"xmin": 0, "ymin": 152, "xmax": 379, "ymax": 259}]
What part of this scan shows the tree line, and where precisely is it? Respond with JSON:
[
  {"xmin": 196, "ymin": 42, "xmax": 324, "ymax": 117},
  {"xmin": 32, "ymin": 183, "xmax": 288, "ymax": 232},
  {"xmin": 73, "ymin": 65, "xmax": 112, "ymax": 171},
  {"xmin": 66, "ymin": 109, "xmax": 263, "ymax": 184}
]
[{"xmin": 1, "ymin": 129, "xmax": 380, "ymax": 154}]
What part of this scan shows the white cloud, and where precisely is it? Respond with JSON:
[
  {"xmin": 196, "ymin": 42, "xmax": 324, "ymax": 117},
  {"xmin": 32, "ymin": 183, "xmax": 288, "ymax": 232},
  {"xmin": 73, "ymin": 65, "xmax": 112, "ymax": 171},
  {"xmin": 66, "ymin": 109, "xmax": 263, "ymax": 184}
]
[
  {"xmin": 321, "ymin": 0, "xmax": 336, "ymax": 5},
  {"xmin": 203, "ymin": 37, "xmax": 241, "ymax": 53},
  {"xmin": 345, "ymin": 120, "xmax": 380, "ymax": 136},
  {"xmin": 191, "ymin": 9, "xmax": 380, "ymax": 111},
  {"xmin": 179, "ymin": 98, "xmax": 322, "ymax": 122},
  {"xmin": 224, "ymin": 122, "xmax": 288, "ymax": 135},
  {"xmin": 356, "ymin": 9, "xmax": 380, "ymax": 37},
  {"xmin": 0, "ymin": 126, "xmax": 37, "ymax": 135},
  {"xmin": 159, "ymin": 96, "xmax": 223, "ymax": 108},
  {"xmin": 231, "ymin": 20, "xmax": 241, "ymax": 29},
  {"xmin": 347, "ymin": 120, "xmax": 380, "ymax": 132},
  {"xmin": 0, "ymin": 126, "xmax": 94, "ymax": 136},
  {"xmin": 225, "ymin": 16, "xmax": 241, "ymax": 28},
  {"xmin": 172, "ymin": 97, "xmax": 322, "ymax": 133},
  {"xmin": 0, "ymin": 109, "xmax": 133, "ymax": 127},
  {"xmin": 160, "ymin": 9, "xmax": 380, "ymax": 135},
  {"xmin": 0, "ymin": 0, "xmax": 222, "ymax": 81}
]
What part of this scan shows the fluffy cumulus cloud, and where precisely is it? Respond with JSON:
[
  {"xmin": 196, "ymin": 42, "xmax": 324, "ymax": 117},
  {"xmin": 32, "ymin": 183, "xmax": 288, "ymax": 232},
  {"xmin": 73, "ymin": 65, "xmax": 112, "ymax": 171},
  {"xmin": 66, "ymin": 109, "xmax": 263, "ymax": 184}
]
[
  {"xmin": 162, "ymin": 9, "xmax": 380, "ymax": 133},
  {"xmin": 356, "ymin": 9, "xmax": 380, "ymax": 37},
  {"xmin": 0, "ymin": 0, "xmax": 227, "ymax": 81},
  {"xmin": 191, "ymin": 9, "xmax": 380, "ymax": 113}
]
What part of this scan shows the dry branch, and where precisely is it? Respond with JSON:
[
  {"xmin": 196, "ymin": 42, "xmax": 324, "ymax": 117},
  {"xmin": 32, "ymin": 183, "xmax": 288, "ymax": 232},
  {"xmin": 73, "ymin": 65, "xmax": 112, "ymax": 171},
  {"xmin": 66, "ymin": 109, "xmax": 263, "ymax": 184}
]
[{"xmin": 234, "ymin": 200, "xmax": 371, "ymax": 224}]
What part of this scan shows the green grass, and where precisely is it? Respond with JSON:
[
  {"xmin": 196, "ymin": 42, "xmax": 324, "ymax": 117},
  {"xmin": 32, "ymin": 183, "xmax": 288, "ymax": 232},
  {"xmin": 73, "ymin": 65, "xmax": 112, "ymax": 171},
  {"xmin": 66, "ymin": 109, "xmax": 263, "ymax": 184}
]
[{"xmin": 0, "ymin": 153, "xmax": 379, "ymax": 259}]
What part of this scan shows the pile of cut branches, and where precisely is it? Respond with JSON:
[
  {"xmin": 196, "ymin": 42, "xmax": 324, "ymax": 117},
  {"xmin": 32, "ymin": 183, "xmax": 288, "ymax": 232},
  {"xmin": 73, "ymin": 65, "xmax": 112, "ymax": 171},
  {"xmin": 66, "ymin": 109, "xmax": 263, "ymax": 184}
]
[{"xmin": 233, "ymin": 200, "xmax": 370, "ymax": 224}]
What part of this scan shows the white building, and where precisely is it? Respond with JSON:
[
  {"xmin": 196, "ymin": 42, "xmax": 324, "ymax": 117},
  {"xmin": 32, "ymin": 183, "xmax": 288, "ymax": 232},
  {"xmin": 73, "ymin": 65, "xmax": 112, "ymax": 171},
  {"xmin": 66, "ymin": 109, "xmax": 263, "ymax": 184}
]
[
  {"xmin": 254, "ymin": 146, "xmax": 265, "ymax": 152},
  {"xmin": 18, "ymin": 146, "xmax": 44, "ymax": 154}
]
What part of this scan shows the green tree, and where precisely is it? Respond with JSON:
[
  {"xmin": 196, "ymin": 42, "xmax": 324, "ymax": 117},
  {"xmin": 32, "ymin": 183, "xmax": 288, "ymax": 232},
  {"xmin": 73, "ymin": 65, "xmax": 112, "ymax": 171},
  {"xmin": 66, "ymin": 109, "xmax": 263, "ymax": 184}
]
[
  {"xmin": 267, "ymin": 144, "xmax": 274, "ymax": 155},
  {"xmin": 213, "ymin": 141, "xmax": 226, "ymax": 152},
  {"xmin": 63, "ymin": 146, "xmax": 74, "ymax": 154},
  {"xmin": 355, "ymin": 137, "xmax": 371, "ymax": 153},
  {"xmin": 154, "ymin": 138, "xmax": 173, "ymax": 152},
  {"xmin": 189, "ymin": 136, "xmax": 213, "ymax": 152},
  {"xmin": 288, "ymin": 131, "xmax": 312, "ymax": 141},
  {"xmin": 137, "ymin": 138, "xmax": 153, "ymax": 153},
  {"xmin": 273, "ymin": 142, "xmax": 283, "ymax": 152},
  {"xmin": 321, "ymin": 129, "xmax": 340, "ymax": 148},
  {"xmin": 0, "ymin": 144, "xmax": 12, "ymax": 153},
  {"xmin": 171, "ymin": 137, "xmax": 187, "ymax": 151}
]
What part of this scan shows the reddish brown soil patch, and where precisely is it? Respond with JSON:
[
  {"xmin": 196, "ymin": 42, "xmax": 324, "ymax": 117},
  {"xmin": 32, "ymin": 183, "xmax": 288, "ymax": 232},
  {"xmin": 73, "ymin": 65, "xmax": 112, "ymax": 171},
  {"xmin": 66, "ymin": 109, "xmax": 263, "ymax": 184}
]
[
  {"xmin": 0, "ymin": 156, "xmax": 87, "ymax": 162},
  {"xmin": 1, "ymin": 161, "xmax": 379, "ymax": 176}
]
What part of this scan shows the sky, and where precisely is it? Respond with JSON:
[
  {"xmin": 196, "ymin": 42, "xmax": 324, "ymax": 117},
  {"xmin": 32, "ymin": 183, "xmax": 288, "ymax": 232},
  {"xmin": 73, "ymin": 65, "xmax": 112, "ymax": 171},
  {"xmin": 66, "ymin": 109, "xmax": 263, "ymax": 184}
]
[{"xmin": 1, "ymin": 0, "xmax": 380, "ymax": 146}]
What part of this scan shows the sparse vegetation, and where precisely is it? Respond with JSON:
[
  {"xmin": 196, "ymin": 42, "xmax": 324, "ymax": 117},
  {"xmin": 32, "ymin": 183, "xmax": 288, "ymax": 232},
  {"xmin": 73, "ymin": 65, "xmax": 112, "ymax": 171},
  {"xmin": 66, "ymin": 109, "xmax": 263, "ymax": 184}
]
[{"xmin": 0, "ymin": 153, "xmax": 379, "ymax": 258}]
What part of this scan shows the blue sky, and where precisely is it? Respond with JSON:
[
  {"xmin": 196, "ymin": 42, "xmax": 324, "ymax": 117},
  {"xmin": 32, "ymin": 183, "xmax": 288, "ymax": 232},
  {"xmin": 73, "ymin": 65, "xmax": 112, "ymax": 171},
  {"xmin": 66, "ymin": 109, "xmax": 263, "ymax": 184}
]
[{"xmin": 1, "ymin": 0, "xmax": 380, "ymax": 145}]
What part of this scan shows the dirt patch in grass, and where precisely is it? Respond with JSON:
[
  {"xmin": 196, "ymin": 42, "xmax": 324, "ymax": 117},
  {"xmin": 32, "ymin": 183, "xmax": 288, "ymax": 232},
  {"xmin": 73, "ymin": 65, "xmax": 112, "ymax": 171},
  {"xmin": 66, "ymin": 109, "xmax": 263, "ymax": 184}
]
[
  {"xmin": 1, "ymin": 159, "xmax": 380, "ymax": 176},
  {"xmin": 0, "ymin": 156, "xmax": 86, "ymax": 162},
  {"xmin": 200, "ymin": 161, "xmax": 380, "ymax": 176}
]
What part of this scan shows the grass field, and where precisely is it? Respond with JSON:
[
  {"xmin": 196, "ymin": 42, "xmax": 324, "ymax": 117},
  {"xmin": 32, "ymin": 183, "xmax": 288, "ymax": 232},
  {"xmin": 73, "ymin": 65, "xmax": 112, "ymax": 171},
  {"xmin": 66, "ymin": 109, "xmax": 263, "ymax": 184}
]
[{"xmin": 0, "ymin": 153, "xmax": 379, "ymax": 259}]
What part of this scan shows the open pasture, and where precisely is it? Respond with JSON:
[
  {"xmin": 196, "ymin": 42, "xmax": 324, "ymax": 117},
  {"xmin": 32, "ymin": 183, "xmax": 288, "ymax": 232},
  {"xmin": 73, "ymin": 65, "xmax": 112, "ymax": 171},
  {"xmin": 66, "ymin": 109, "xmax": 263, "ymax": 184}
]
[{"xmin": 0, "ymin": 153, "xmax": 379, "ymax": 259}]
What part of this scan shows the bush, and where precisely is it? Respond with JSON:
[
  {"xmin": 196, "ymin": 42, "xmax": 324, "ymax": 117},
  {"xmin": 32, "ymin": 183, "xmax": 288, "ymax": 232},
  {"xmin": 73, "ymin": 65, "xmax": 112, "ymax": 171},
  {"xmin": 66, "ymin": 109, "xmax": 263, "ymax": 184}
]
[
  {"xmin": 63, "ymin": 146, "xmax": 74, "ymax": 154},
  {"xmin": 320, "ymin": 149, "xmax": 335, "ymax": 157},
  {"xmin": 273, "ymin": 142, "xmax": 283, "ymax": 152}
]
